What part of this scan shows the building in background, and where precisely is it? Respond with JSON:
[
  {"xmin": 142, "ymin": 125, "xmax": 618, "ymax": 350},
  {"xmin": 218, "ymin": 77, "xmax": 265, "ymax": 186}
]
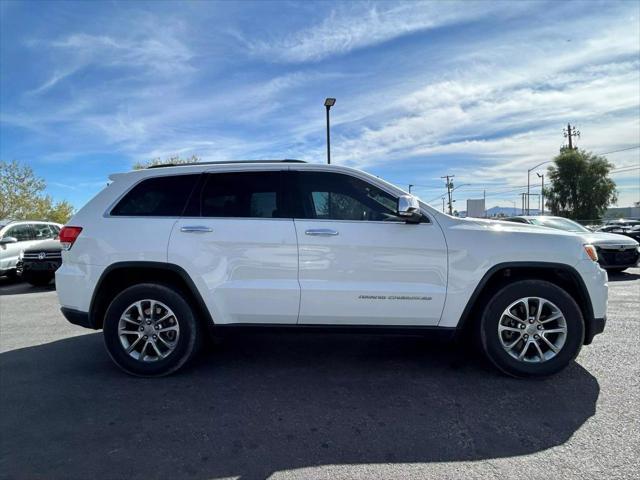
[{"xmin": 466, "ymin": 199, "xmax": 486, "ymax": 218}]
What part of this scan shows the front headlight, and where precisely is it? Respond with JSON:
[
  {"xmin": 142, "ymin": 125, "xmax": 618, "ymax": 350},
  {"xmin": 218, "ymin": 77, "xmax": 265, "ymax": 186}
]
[{"xmin": 584, "ymin": 244, "xmax": 598, "ymax": 262}]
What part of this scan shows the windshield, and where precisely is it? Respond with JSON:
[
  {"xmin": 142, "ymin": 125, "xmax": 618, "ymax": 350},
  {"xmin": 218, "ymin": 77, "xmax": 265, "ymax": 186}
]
[{"xmin": 529, "ymin": 217, "xmax": 590, "ymax": 233}]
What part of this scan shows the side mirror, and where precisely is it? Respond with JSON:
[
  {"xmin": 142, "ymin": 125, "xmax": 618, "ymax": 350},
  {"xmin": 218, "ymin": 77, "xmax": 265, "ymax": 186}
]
[
  {"xmin": 0, "ymin": 236, "xmax": 18, "ymax": 245},
  {"xmin": 397, "ymin": 195, "xmax": 420, "ymax": 220}
]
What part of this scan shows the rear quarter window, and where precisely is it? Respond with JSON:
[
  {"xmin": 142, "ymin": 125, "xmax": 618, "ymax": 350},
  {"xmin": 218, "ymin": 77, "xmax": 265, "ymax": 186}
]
[{"xmin": 111, "ymin": 175, "xmax": 199, "ymax": 217}]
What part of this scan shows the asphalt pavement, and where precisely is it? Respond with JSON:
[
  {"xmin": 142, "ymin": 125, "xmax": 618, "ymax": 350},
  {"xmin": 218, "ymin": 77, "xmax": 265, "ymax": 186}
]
[{"xmin": 0, "ymin": 269, "xmax": 638, "ymax": 480}]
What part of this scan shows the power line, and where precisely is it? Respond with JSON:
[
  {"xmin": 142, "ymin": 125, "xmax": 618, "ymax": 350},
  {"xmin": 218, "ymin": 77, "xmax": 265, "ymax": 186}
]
[{"xmin": 596, "ymin": 145, "xmax": 640, "ymax": 156}]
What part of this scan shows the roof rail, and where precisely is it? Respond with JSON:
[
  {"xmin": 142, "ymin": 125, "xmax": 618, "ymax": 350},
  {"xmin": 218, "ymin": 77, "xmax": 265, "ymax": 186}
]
[{"xmin": 146, "ymin": 159, "xmax": 306, "ymax": 169}]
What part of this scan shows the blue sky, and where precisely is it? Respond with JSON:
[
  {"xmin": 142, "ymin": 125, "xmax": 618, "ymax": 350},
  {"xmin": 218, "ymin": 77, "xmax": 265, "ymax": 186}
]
[{"xmin": 1, "ymin": 0, "xmax": 639, "ymax": 211}]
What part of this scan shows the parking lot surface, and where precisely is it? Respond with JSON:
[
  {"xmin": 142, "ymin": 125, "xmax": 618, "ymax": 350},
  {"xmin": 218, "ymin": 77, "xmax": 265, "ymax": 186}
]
[{"xmin": 1, "ymin": 269, "xmax": 639, "ymax": 480}]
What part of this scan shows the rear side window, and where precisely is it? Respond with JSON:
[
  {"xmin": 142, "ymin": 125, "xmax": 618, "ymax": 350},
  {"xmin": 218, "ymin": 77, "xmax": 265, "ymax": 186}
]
[
  {"xmin": 111, "ymin": 175, "xmax": 199, "ymax": 217},
  {"xmin": 199, "ymin": 172, "xmax": 284, "ymax": 218},
  {"xmin": 33, "ymin": 223, "xmax": 55, "ymax": 239}
]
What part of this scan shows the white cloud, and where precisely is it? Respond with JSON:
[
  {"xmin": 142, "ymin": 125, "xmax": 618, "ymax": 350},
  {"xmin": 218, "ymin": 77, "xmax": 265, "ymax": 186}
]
[{"xmin": 248, "ymin": 1, "xmax": 528, "ymax": 63}]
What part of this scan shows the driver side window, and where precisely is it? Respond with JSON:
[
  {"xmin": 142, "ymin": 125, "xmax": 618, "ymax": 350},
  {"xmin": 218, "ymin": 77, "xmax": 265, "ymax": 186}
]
[{"xmin": 294, "ymin": 172, "xmax": 400, "ymax": 222}]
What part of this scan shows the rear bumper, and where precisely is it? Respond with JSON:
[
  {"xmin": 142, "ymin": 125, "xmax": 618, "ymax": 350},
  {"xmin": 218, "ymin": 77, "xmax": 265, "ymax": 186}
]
[
  {"xmin": 60, "ymin": 307, "xmax": 99, "ymax": 330},
  {"xmin": 584, "ymin": 316, "xmax": 606, "ymax": 345}
]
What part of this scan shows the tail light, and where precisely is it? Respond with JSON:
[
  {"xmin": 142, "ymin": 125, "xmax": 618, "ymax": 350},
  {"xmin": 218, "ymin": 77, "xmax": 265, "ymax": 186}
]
[{"xmin": 59, "ymin": 226, "xmax": 83, "ymax": 250}]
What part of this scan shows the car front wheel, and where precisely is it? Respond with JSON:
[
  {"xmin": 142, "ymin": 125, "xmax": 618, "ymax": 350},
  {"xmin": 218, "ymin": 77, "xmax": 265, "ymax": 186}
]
[
  {"xmin": 479, "ymin": 280, "xmax": 584, "ymax": 378},
  {"xmin": 103, "ymin": 283, "xmax": 201, "ymax": 377}
]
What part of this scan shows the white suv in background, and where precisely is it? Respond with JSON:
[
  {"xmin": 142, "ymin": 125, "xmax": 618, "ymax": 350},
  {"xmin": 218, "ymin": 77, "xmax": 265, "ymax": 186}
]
[
  {"xmin": 0, "ymin": 220, "xmax": 62, "ymax": 278},
  {"xmin": 55, "ymin": 160, "xmax": 608, "ymax": 377}
]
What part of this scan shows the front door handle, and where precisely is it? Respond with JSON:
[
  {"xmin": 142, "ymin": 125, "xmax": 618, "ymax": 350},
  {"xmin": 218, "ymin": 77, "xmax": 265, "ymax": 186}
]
[
  {"xmin": 180, "ymin": 226, "xmax": 213, "ymax": 233},
  {"xmin": 305, "ymin": 228, "xmax": 339, "ymax": 236}
]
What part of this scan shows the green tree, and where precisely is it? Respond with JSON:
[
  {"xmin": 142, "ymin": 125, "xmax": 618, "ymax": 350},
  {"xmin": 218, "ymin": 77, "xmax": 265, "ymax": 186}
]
[
  {"xmin": 544, "ymin": 148, "xmax": 617, "ymax": 221},
  {"xmin": 0, "ymin": 160, "xmax": 75, "ymax": 223},
  {"xmin": 133, "ymin": 154, "xmax": 200, "ymax": 170}
]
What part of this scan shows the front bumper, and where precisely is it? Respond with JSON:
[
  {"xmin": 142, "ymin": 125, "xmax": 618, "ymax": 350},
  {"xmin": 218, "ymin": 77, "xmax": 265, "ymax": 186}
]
[{"xmin": 21, "ymin": 259, "xmax": 62, "ymax": 274}]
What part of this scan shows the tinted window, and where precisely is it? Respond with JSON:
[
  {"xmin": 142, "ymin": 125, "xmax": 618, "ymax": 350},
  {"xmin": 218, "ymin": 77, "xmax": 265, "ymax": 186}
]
[
  {"xmin": 6, "ymin": 224, "xmax": 35, "ymax": 242},
  {"xmin": 33, "ymin": 223, "xmax": 55, "ymax": 239},
  {"xmin": 200, "ymin": 172, "xmax": 284, "ymax": 218},
  {"xmin": 111, "ymin": 175, "xmax": 198, "ymax": 217},
  {"xmin": 293, "ymin": 172, "xmax": 399, "ymax": 221}
]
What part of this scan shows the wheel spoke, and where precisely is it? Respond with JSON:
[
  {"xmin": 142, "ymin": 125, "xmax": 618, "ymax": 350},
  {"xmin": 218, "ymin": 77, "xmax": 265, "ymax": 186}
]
[
  {"xmin": 135, "ymin": 301, "xmax": 146, "ymax": 322},
  {"xmin": 121, "ymin": 316, "xmax": 141, "ymax": 326},
  {"xmin": 156, "ymin": 312, "xmax": 174, "ymax": 324},
  {"xmin": 126, "ymin": 334, "xmax": 143, "ymax": 353},
  {"xmin": 157, "ymin": 335, "xmax": 175, "ymax": 349},
  {"xmin": 518, "ymin": 340, "xmax": 530, "ymax": 359},
  {"xmin": 150, "ymin": 340, "xmax": 163, "ymax": 358},
  {"xmin": 532, "ymin": 340, "xmax": 545, "ymax": 361},
  {"xmin": 149, "ymin": 301, "xmax": 157, "ymax": 321},
  {"xmin": 522, "ymin": 298, "xmax": 530, "ymax": 321},
  {"xmin": 535, "ymin": 298, "xmax": 546, "ymax": 322},
  {"xmin": 139, "ymin": 339, "xmax": 149, "ymax": 359},
  {"xmin": 158, "ymin": 325, "xmax": 179, "ymax": 333},
  {"xmin": 539, "ymin": 334, "xmax": 559, "ymax": 353},
  {"xmin": 504, "ymin": 311, "xmax": 526, "ymax": 324},
  {"xmin": 540, "ymin": 312, "xmax": 563, "ymax": 324},
  {"xmin": 543, "ymin": 328, "xmax": 566, "ymax": 334},
  {"xmin": 504, "ymin": 334, "xmax": 524, "ymax": 349},
  {"xmin": 499, "ymin": 325, "xmax": 522, "ymax": 333}
]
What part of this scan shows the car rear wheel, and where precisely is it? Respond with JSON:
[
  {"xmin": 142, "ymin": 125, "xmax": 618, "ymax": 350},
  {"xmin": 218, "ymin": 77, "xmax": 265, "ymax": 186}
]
[
  {"xmin": 479, "ymin": 280, "xmax": 584, "ymax": 378},
  {"xmin": 103, "ymin": 283, "xmax": 202, "ymax": 377}
]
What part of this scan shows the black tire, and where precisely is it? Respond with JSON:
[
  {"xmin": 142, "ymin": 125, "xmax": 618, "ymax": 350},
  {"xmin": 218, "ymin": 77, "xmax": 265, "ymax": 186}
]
[
  {"xmin": 103, "ymin": 283, "xmax": 202, "ymax": 377},
  {"xmin": 4, "ymin": 269, "xmax": 18, "ymax": 279},
  {"xmin": 25, "ymin": 273, "xmax": 54, "ymax": 286},
  {"xmin": 479, "ymin": 280, "xmax": 584, "ymax": 378}
]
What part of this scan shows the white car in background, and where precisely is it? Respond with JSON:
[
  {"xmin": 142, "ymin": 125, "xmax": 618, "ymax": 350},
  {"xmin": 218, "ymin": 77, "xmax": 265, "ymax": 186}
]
[
  {"xmin": 0, "ymin": 220, "xmax": 62, "ymax": 278},
  {"xmin": 503, "ymin": 216, "xmax": 640, "ymax": 272}
]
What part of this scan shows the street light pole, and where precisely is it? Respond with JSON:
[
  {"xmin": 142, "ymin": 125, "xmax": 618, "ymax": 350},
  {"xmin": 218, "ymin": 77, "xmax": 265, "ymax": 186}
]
[
  {"xmin": 527, "ymin": 160, "xmax": 552, "ymax": 215},
  {"xmin": 537, "ymin": 172, "xmax": 545, "ymax": 215},
  {"xmin": 324, "ymin": 98, "xmax": 336, "ymax": 164}
]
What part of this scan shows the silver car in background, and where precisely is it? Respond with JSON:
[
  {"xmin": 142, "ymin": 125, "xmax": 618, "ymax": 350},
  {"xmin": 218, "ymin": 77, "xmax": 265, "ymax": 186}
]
[{"xmin": 0, "ymin": 220, "xmax": 62, "ymax": 278}]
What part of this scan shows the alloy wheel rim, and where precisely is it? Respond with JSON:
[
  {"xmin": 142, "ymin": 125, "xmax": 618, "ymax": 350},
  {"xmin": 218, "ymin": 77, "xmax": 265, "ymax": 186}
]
[
  {"xmin": 118, "ymin": 299, "xmax": 180, "ymax": 362},
  {"xmin": 498, "ymin": 297, "xmax": 567, "ymax": 363}
]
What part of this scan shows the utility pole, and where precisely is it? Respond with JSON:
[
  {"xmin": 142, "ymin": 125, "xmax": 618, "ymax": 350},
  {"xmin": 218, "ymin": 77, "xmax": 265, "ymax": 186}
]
[
  {"xmin": 521, "ymin": 193, "xmax": 526, "ymax": 215},
  {"xmin": 441, "ymin": 175, "xmax": 455, "ymax": 215},
  {"xmin": 442, "ymin": 197, "xmax": 445, "ymax": 213},
  {"xmin": 563, "ymin": 123, "xmax": 580, "ymax": 150}
]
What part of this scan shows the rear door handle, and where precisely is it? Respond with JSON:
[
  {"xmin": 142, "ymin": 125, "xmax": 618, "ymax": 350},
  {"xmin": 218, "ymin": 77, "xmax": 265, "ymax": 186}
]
[
  {"xmin": 180, "ymin": 226, "xmax": 213, "ymax": 233},
  {"xmin": 305, "ymin": 228, "xmax": 339, "ymax": 236}
]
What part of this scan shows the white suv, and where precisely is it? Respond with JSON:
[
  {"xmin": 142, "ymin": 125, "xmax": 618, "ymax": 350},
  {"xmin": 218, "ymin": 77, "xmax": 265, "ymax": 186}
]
[{"xmin": 56, "ymin": 160, "xmax": 608, "ymax": 377}]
